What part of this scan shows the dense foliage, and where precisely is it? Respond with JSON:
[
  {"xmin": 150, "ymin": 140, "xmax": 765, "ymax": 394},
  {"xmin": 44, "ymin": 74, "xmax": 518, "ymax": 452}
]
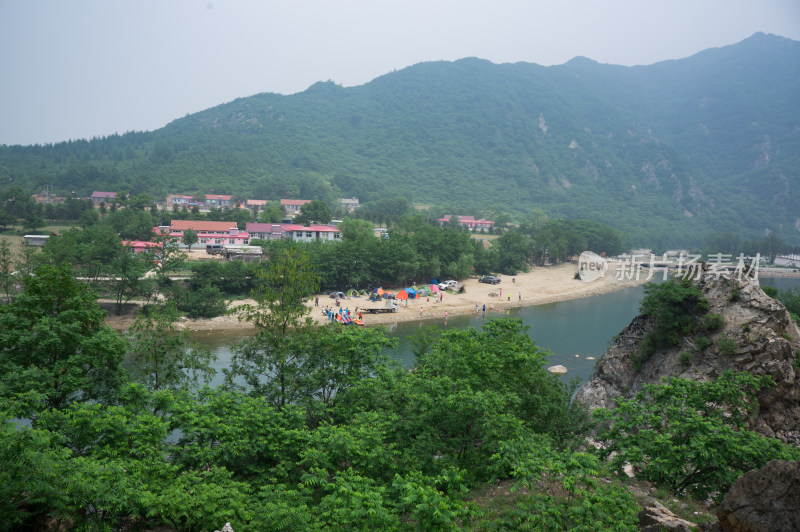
[
  {"xmin": 595, "ymin": 371, "xmax": 800, "ymax": 502},
  {"xmin": 3, "ymin": 255, "xmax": 798, "ymax": 529},
  {"xmin": 1, "ymin": 33, "xmax": 798, "ymax": 247}
]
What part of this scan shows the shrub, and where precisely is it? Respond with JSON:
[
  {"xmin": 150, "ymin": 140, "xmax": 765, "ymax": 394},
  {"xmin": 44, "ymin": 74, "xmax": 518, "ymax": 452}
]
[
  {"xmin": 173, "ymin": 283, "xmax": 228, "ymax": 319},
  {"xmin": 679, "ymin": 350, "xmax": 692, "ymax": 366},
  {"xmin": 639, "ymin": 278, "xmax": 708, "ymax": 348},
  {"xmin": 718, "ymin": 335, "xmax": 737, "ymax": 356},
  {"xmin": 595, "ymin": 372, "xmax": 800, "ymax": 502},
  {"xmin": 695, "ymin": 336, "xmax": 712, "ymax": 352},
  {"xmin": 700, "ymin": 313, "xmax": 726, "ymax": 332},
  {"xmin": 762, "ymin": 285, "xmax": 779, "ymax": 298}
]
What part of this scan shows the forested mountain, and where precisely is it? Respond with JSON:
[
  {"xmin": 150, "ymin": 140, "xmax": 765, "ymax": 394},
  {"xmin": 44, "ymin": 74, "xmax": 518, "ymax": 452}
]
[{"xmin": 1, "ymin": 32, "xmax": 798, "ymax": 247}]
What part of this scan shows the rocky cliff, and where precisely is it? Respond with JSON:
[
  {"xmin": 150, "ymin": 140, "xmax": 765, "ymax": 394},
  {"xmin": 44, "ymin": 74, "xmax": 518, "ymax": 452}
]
[{"xmin": 575, "ymin": 268, "xmax": 800, "ymax": 444}]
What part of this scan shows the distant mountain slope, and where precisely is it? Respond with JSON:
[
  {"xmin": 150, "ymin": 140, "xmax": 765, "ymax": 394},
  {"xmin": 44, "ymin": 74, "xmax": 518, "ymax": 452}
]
[{"xmin": 1, "ymin": 32, "xmax": 798, "ymax": 247}]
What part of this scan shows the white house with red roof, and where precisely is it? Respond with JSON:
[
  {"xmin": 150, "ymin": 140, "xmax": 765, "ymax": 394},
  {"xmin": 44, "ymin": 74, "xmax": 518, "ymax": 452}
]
[
  {"xmin": 90, "ymin": 191, "xmax": 116, "ymax": 204},
  {"xmin": 158, "ymin": 220, "xmax": 250, "ymax": 246},
  {"xmin": 245, "ymin": 223, "xmax": 285, "ymax": 240},
  {"xmin": 205, "ymin": 194, "xmax": 233, "ymax": 207},
  {"xmin": 437, "ymin": 215, "xmax": 494, "ymax": 231},
  {"xmin": 281, "ymin": 224, "xmax": 342, "ymax": 242},
  {"xmin": 245, "ymin": 199, "xmax": 268, "ymax": 209},
  {"xmin": 341, "ymin": 197, "xmax": 360, "ymax": 212},
  {"xmin": 166, "ymin": 194, "xmax": 195, "ymax": 205},
  {"xmin": 280, "ymin": 199, "xmax": 311, "ymax": 216},
  {"xmin": 245, "ymin": 222, "xmax": 341, "ymax": 242}
]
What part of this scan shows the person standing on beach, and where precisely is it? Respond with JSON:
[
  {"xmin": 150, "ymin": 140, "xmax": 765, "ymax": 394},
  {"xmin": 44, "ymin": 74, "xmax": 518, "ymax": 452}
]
[
  {"xmin": 315, "ymin": 296, "xmax": 319, "ymax": 306},
  {"xmin": 499, "ymin": 289, "xmax": 502, "ymax": 299},
  {"xmin": 518, "ymin": 292, "xmax": 521, "ymax": 301},
  {"xmin": 482, "ymin": 304, "xmax": 486, "ymax": 313}
]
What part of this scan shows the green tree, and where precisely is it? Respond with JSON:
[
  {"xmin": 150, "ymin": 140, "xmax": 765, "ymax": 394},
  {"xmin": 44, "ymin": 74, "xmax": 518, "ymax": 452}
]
[
  {"xmin": 0, "ymin": 264, "xmax": 127, "ymax": 416},
  {"xmin": 638, "ymin": 277, "xmax": 708, "ymax": 357},
  {"xmin": 126, "ymin": 303, "xmax": 216, "ymax": 392},
  {"xmin": 495, "ymin": 229, "xmax": 531, "ymax": 274},
  {"xmin": 172, "ymin": 282, "xmax": 228, "ymax": 319},
  {"xmin": 22, "ymin": 211, "xmax": 45, "ymax": 233},
  {"xmin": 0, "ymin": 238, "xmax": 13, "ymax": 301},
  {"xmin": 181, "ymin": 228, "xmax": 198, "ymax": 250},
  {"xmin": 595, "ymin": 371, "xmax": 800, "ymax": 501},
  {"xmin": 107, "ymin": 246, "xmax": 155, "ymax": 315},
  {"xmin": 14, "ymin": 239, "xmax": 40, "ymax": 280},
  {"xmin": 151, "ymin": 229, "xmax": 186, "ymax": 279},
  {"xmin": 0, "ymin": 411, "xmax": 72, "ymax": 529},
  {"xmin": 295, "ymin": 199, "xmax": 333, "ymax": 225},
  {"xmin": 0, "ymin": 209, "xmax": 16, "ymax": 230},
  {"xmin": 238, "ymin": 246, "xmax": 319, "ymax": 334},
  {"xmin": 259, "ymin": 202, "xmax": 284, "ymax": 223}
]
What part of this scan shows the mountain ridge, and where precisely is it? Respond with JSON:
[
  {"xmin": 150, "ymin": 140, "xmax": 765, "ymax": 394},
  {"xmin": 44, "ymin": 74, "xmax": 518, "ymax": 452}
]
[{"xmin": 1, "ymin": 32, "xmax": 798, "ymax": 247}]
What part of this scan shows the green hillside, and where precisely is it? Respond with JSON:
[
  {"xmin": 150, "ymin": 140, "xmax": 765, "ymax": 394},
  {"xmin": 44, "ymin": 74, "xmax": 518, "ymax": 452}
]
[{"xmin": 1, "ymin": 32, "xmax": 798, "ymax": 247}]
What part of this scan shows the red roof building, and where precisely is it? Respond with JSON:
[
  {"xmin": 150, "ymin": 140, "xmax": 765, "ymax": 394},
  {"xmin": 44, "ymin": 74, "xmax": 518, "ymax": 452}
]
[
  {"xmin": 245, "ymin": 222, "xmax": 341, "ymax": 242},
  {"xmin": 437, "ymin": 215, "xmax": 494, "ymax": 231},
  {"xmin": 280, "ymin": 199, "xmax": 311, "ymax": 215},
  {"xmin": 122, "ymin": 240, "xmax": 162, "ymax": 253},
  {"xmin": 90, "ymin": 191, "xmax": 116, "ymax": 203},
  {"xmin": 158, "ymin": 220, "xmax": 250, "ymax": 246},
  {"xmin": 281, "ymin": 224, "xmax": 342, "ymax": 242},
  {"xmin": 205, "ymin": 194, "xmax": 233, "ymax": 206}
]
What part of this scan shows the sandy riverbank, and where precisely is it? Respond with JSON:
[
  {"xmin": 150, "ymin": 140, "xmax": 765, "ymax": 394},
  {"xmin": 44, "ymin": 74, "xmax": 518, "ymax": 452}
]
[{"xmin": 120, "ymin": 260, "xmax": 646, "ymax": 332}]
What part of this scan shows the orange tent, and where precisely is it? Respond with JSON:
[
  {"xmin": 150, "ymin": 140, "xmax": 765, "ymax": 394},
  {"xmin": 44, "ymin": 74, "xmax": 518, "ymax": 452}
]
[{"xmin": 396, "ymin": 289, "xmax": 409, "ymax": 300}]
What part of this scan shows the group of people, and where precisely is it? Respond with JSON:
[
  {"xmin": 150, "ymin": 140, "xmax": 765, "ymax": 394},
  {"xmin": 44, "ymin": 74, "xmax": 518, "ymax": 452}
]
[{"xmin": 322, "ymin": 305, "xmax": 363, "ymax": 325}]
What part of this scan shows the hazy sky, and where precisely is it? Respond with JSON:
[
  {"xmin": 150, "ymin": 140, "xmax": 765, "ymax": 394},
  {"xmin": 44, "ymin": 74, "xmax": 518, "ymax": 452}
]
[{"xmin": 1, "ymin": 0, "xmax": 798, "ymax": 146}]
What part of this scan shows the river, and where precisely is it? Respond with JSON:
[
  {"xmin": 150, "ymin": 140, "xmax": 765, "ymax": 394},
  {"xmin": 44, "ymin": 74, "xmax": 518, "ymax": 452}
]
[{"xmin": 192, "ymin": 277, "xmax": 800, "ymax": 387}]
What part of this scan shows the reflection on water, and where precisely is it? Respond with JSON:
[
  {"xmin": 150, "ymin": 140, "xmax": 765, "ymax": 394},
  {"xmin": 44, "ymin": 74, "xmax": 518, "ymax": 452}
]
[{"xmin": 192, "ymin": 277, "xmax": 800, "ymax": 388}]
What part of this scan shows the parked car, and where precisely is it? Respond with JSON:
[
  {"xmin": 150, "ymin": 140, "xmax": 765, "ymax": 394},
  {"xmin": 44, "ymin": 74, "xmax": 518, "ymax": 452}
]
[
  {"xmin": 438, "ymin": 280, "xmax": 459, "ymax": 290},
  {"xmin": 478, "ymin": 275, "xmax": 501, "ymax": 284}
]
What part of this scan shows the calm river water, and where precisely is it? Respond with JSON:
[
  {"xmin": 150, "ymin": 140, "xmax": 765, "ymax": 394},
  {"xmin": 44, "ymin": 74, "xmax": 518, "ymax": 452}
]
[{"xmin": 192, "ymin": 277, "xmax": 800, "ymax": 387}]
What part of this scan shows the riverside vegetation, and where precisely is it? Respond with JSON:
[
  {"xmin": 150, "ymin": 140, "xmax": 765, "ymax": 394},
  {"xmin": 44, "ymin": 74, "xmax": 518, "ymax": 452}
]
[{"xmin": 2, "ymin": 250, "xmax": 799, "ymax": 530}]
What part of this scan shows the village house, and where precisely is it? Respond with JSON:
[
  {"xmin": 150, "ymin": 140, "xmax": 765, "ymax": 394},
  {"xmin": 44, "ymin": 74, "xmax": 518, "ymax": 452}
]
[
  {"xmin": 122, "ymin": 240, "xmax": 162, "ymax": 254},
  {"xmin": 281, "ymin": 223, "xmax": 342, "ymax": 243},
  {"xmin": 437, "ymin": 215, "xmax": 495, "ymax": 231},
  {"xmin": 90, "ymin": 191, "xmax": 116, "ymax": 204},
  {"xmin": 158, "ymin": 220, "xmax": 250, "ymax": 246},
  {"xmin": 245, "ymin": 199, "xmax": 268, "ymax": 210},
  {"xmin": 23, "ymin": 235, "xmax": 50, "ymax": 246},
  {"xmin": 31, "ymin": 190, "xmax": 66, "ymax": 204},
  {"xmin": 205, "ymin": 194, "xmax": 233, "ymax": 207},
  {"xmin": 245, "ymin": 222, "xmax": 285, "ymax": 241},
  {"xmin": 280, "ymin": 199, "xmax": 311, "ymax": 217},
  {"xmin": 244, "ymin": 222, "xmax": 342, "ymax": 242},
  {"xmin": 166, "ymin": 194, "xmax": 195, "ymax": 206},
  {"xmin": 341, "ymin": 197, "xmax": 360, "ymax": 212}
]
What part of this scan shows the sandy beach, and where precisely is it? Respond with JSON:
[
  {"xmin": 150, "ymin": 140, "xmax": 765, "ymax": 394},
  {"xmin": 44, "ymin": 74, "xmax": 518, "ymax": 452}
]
[{"xmin": 149, "ymin": 260, "xmax": 647, "ymax": 332}]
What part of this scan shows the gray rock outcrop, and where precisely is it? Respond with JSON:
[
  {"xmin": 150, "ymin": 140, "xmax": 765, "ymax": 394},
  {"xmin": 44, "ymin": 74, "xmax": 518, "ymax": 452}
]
[
  {"xmin": 638, "ymin": 500, "xmax": 698, "ymax": 531},
  {"xmin": 716, "ymin": 459, "xmax": 800, "ymax": 531},
  {"xmin": 575, "ymin": 269, "xmax": 800, "ymax": 443}
]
